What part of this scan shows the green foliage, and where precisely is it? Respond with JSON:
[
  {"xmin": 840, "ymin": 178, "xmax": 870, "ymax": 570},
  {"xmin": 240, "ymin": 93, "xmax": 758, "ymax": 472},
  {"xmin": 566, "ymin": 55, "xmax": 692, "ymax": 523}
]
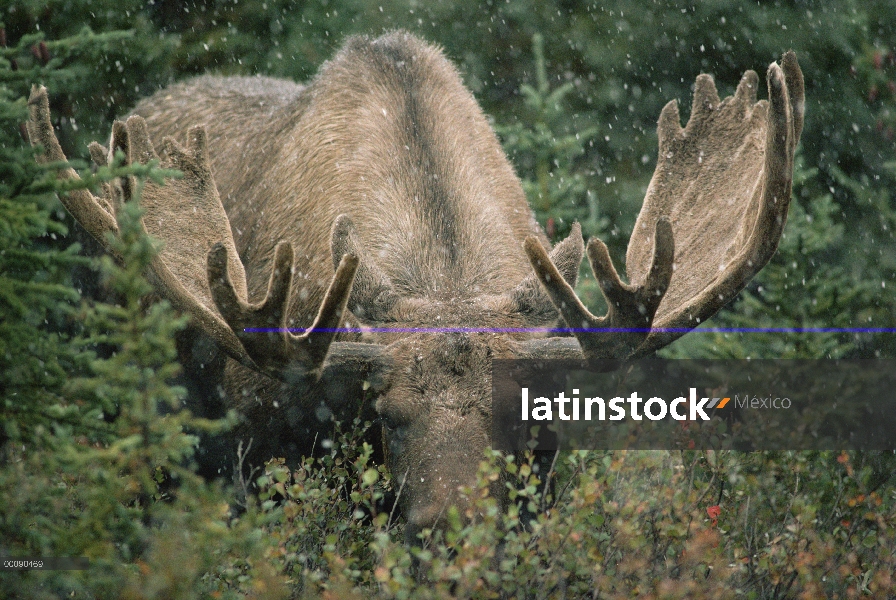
[
  {"xmin": 497, "ymin": 33, "xmax": 603, "ymax": 243},
  {"xmin": 0, "ymin": 20, "xmax": 285, "ymax": 598},
  {"xmin": 0, "ymin": 24, "xmax": 124, "ymax": 451},
  {"xmin": 4, "ymin": 2, "xmax": 176, "ymax": 152},
  {"xmin": 3, "ymin": 1, "xmax": 896, "ymax": 597}
]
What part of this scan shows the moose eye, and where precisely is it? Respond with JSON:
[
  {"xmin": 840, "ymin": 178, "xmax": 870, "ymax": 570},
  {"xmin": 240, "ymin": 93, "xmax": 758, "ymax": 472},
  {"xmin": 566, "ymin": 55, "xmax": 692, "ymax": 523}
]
[{"xmin": 379, "ymin": 410, "xmax": 408, "ymax": 436}]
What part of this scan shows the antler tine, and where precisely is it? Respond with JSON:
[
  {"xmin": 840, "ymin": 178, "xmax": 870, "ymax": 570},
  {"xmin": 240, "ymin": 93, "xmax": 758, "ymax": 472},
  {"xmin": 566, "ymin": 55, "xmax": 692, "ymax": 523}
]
[
  {"xmin": 208, "ymin": 241, "xmax": 360, "ymax": 381},
  {"xmin": 710, "ymin": 62, "xmax": 793, "ymax": 292},
  {"xmin": 522, "ymin": 236, "xmax": 588, "ymax": 327},
  {"xmin": 782, "ymin": 51, "xmax": 804, "ymax": 144},
  {"xmin": 657, "ymin": 100, "xmax": 683, "ymax": 152},
  {"xmin": 87, "ymin": 141, "xmax": 109, "ymax": 167},
  {"xmin": 124, "ymin": 115, "xmax": 160, "ymax": 165},
  {"xmin": 588, "ymin": 219, "xmax": 674, "ymax": 321},
  {"xmin": 523, "ymin": 217, "xmax": 674, "ymax": 359},
  {"xmin": 27, "ymin": 86, "xmax": 120, "ymax": 253},
  {"xmin": 331, "ymin": 214, "xmax": 399, "ymax": 322},
  {"xmin": 689, "ymin": 74, "xmax": 722, "ymax": 126},
  {"xmin": 752, "ymin": 64, "xmax": 792, "ymax": 250}
]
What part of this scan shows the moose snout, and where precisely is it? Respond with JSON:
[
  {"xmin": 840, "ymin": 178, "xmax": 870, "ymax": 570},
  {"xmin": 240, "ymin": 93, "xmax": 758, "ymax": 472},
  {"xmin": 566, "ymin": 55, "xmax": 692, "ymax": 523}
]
[
  {"xmin": 407, "ymin": 503, "xmax": 451, "ymax": 533},
  {"xmin": 400, "ymin": 449, "xmax": 487, "ymax": 543},
  {"xmin": 407, "ymin": 470, "xmax": 474, "ymax": 523},
  {"xmin": 405, "ymin": 491, "xmax": 480, "ymax": 544}
]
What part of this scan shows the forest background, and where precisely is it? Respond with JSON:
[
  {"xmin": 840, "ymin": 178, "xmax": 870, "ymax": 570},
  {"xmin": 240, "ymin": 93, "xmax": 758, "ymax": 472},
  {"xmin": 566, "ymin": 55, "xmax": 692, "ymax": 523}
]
[{"xmin": 2, "ymin": 0, "xmax": 896, "ymax": 597}]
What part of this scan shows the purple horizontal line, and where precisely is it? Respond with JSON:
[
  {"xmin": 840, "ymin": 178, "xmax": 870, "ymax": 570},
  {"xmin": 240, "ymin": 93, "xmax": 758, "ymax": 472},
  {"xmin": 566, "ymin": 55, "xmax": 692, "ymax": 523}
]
[{"xmin": 242, "ymin": 327, "xmax": 896, "ymax": 334}]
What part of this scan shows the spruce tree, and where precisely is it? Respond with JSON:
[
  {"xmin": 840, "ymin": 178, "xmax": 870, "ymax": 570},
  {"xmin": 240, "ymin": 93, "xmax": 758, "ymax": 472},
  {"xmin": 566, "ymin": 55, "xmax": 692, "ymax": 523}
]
[{"xmin": 1, "ymin": 22, "xmax": 286, "ymax": 598}]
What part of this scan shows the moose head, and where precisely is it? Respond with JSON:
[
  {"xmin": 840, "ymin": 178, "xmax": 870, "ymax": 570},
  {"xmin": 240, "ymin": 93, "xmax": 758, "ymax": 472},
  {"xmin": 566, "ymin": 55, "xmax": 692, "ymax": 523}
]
[{"xmin": 29, "ymin": 32, "xmax": 803, "ymax": 539}]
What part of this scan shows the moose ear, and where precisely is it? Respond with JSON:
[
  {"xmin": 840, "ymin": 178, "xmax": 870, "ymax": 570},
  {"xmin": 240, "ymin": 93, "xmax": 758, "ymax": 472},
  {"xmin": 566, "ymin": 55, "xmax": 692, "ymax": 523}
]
[
  {"xmin": 509, "ymin": 222, "xmax": 584, "ymax": 323},
  {"xmin": 331, "ymin": 214, "xmax": 400, "ymax": 323}
]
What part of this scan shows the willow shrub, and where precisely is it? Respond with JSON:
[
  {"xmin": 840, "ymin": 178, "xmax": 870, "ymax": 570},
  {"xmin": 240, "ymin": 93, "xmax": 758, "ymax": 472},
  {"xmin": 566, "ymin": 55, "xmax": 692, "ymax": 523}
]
[{"xmin": 249, "ymin": 421, "xmax": 895, "ymax": 599}]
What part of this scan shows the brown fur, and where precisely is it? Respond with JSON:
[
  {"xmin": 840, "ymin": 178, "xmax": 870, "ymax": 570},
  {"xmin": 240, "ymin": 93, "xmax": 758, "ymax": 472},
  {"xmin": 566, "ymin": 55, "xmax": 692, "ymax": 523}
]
[
  {"xmin": 131, "ymin": 32, "xmax": 570, "ymax": 529},
  {"xmin": 133, "ymin": 35, "xmax": 546, "ymax": 313},
  {"xmin": 29, "ymin": 31, "xmax": 802, "ymax": 538}
]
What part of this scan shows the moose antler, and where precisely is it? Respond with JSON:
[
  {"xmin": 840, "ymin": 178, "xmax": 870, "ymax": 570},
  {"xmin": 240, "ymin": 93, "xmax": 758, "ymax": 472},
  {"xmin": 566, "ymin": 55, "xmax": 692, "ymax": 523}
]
[
  {"xmin": 524, "ymin": 219, "xmax": 673, "ymax": 358},
  {"xmin": 27, "ymin": 85, "xmax": 366, "ymax": 380},
  {"xmin": 207, "ymin": 242, "xmax": 359, "ymax": 381},
  {"xmin": 524, "ymin": 52, "xmax": 804, "ymax": 359}
]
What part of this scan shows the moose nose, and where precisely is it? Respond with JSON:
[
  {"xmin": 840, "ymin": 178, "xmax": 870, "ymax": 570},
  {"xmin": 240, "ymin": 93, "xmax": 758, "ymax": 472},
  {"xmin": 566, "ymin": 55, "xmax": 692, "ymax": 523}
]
[
  {"xmin": 406, "ymin": 477, "xmax": 481, "ymax": 524},
  {"xmin": 405, "ymin": 498, "xmax": 478, "ymax": 545},
  {"xmin": 408, "ymin": 503, "xmax": 448, "ymax": 532},
  {"xmin": 405, "ymin": 503, "xmax": 444, "ymax": 545}
]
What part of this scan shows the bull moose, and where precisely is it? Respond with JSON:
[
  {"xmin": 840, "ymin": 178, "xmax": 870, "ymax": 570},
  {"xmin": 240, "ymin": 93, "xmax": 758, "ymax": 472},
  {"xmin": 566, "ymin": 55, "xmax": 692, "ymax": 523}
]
[{"xmin": 28, "ymin": 31, "xmax": 803, "ymax": 540}]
